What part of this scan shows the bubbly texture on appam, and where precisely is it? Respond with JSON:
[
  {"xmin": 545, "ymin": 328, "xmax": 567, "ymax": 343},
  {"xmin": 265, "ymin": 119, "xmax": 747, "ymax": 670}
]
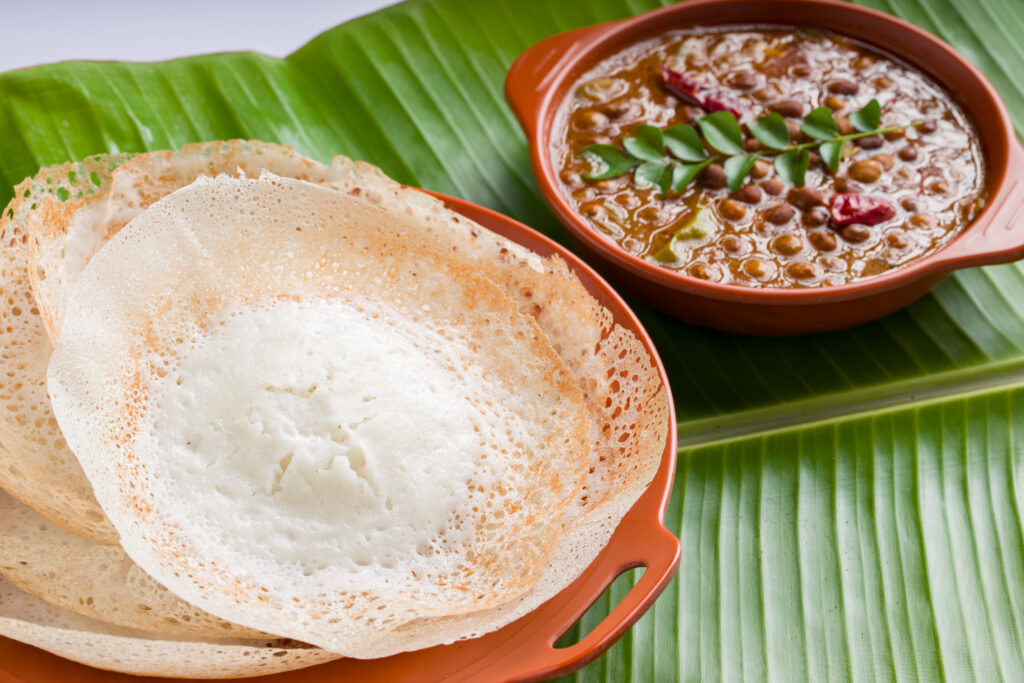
[
  {"xmin": 10, "ymin": 139, "xmax": 668, "ymax": 668},
  {"xmin": 0, "ymin": 577, "xmax": 339, "ymax": 678},
  {"xmin": 0, "ymin": 489, "xmax": 267, "ymax": 639},
  {"xmin": 0, "ymin": 155, "xmax": 130, "ymax": 543},
  {"xmin": 48, "ymin": 174, "xmax": 592, "ymax": 657},
  {"xmin": 18, "ymin": 139, "xmax": 667, "ymax": 558}
]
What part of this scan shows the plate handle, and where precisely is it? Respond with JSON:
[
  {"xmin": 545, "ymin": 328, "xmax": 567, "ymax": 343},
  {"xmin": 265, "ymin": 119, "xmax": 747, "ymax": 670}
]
[
  {"xmin": 510, "ymin": 520, "xmax": 680, "ymax": 682},
  {"xmin": 923, "ymin": 141, "xmax": 1024, "ymax": 273}
]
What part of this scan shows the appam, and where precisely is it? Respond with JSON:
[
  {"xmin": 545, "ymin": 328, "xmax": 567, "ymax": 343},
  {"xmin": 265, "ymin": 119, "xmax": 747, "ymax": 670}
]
[
  {"xmin": 0, "ymin": 155, "xmax": 130, "ymax": 544},
  {"xmin": 48, "ymin": 174, "xmax": 592, "ymax": 657},
  {"xmin": 0, "ymin": 576, "xmax": 339, "ymax": 678},
  {"xmin": 0, "ymin": 488, "xmax": 267, "ymax": 640},
  {"xmin": 20, "ymin": 140, "xmax": 667, "ymax": 556},
  {"xmin": 11, "ymin": 140, "xmax": 667, "ymax": 663}
]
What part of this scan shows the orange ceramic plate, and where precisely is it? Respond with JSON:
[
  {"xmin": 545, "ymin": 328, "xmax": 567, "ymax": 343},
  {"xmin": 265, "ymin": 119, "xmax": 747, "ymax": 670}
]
[{"xmin": 0, "ymin": 192, "xmax": 680, "ymax": 683}]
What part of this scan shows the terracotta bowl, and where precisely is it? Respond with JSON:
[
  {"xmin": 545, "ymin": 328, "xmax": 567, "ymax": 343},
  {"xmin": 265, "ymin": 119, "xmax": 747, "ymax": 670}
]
[
  {"xmin": 0, "ymin": 193, "xmax": 680, "ymax": 683},
  {"xmin": 505, "ymin": 0, "xmax": 1024, "ymax": 335}
]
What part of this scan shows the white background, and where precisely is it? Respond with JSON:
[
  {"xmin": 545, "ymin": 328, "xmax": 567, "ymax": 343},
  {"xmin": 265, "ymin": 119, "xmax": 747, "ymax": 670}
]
[{"xmin": 0, "ymin": 0, "xmax": 401, "ymax": 72}]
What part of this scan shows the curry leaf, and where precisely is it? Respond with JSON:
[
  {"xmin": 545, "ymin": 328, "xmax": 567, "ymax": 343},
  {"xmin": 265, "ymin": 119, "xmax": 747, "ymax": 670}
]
[
  {"xmin": 696, "ymin": 112, "xmax": 745, "ymax": 155},
  {"xmin": 663, "ymin": 124, "xmax": 707, "ymax": 162},
  {"xmin": 634, "ymin": 160, "xmax": 672, "ymax": 195},
  {"xmin": 819, "ymin": 140, "xmax": 845, "ymax": 172},
  {"xmin": 801, "ymin": 107, "xmax": 839, "ymax": 140},
  {"xmin": 747, "ymin": 113, "xmax": 790, "ymax": 150},
  {"xmin": 724, "ymin": 154, "xmax": 757, "ymax": 193},
  {"xmin": 773, "ymin": 149, "xmax": 810, "ymax": 186},
  {"xmin": 623, "ymin": 125, "xmax": 665, "ymax": 161},
  {"xmin": 670, "ymin": 160, "xmax": 711, "ymax": 193},
  {"xmin": 581, "ymin": 144, "xmax": 641, "ymax": 179},
  {"xmin": 850, "ymin": 99, "xmax": 882, "ymax": 133}
]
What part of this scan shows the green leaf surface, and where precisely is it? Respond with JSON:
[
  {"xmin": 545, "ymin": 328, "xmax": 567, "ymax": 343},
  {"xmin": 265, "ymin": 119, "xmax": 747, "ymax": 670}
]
[
  {"xmin": 802, "ymin": 106, "xmax": 840, "ymax": 140},
  {"xmin": 581, "ymin": 144, "xmax": 640, "ymax": 179},
  {"xmin": 773, "ymin": 148, "xmax": 810, "ymax": 186},
  {"xmin": 670, "ymin": 159, "xmax": 710, "ymax": 193},
  {"xmin": 819, "ymin": 139, "xmax": 846, "ymax": 172},
  {"xmin": 723, "ymin": 154, "xmax": 757, "ymax": 192},
  {"xmin": 663, "ymin": 123, "xmax": 707, "ymax": 161},
  {"xmin": 851, "ymin": 98, "xmax": 883, "ymax": 132},
  {"xmin": 1, "ymin": 0, "xmax": 1023, "ymax": 681},
  {"xmin": 747, "ymin": 112, "xmax": 791, "ymax": 150},
  {"xmin": 634, "ymin": 159, "xmax": 672, "ymax": 195},
  {"xmin": 622, "ymin": 124, "xmax": 665, "ymax": 161},
  {"xmin": 696, "ymin": 111, "xmax": 745, "ymax": 154}
]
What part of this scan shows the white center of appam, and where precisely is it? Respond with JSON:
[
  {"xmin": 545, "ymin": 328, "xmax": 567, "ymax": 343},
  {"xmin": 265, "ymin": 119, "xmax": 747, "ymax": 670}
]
[{"xmin": 145, "ymin": 297, "xmax": 501, "ymax": 571}]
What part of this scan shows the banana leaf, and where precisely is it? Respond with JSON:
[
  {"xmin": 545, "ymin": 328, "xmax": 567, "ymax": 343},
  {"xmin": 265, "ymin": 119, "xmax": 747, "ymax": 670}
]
[{"xmin": 1, "ymin": 0, "xmax": 1022, "ymax": 680}]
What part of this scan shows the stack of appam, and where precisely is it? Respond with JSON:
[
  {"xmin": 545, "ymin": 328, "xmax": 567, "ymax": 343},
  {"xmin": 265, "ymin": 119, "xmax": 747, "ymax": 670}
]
[{"xmin": 0, "ymin": 140, "xmax": 668, "ymax": 677}]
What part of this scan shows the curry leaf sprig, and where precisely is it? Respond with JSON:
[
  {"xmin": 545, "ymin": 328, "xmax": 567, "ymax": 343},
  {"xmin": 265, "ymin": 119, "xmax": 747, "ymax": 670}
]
[{"xmin": 580, "ymin": 100, "xmax": 920, "ymax": 194}]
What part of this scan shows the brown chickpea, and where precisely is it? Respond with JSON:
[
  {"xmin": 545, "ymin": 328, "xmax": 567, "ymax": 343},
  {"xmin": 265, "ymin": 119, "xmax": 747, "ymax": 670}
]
[
  {"xmin": 580, "ymin": 201, "xmax": 603, "ymax": 218},
  {"xmin": 825, "ymin": 96, "xmax": 846, "ymax": 111},
  {"xmin": 733, "ymin": 185, "xmax": 763, "ymax": 205},
  {"xmin": 828, "ymin": 79, "xmax": 859, "ymax": 95},
  {"xmin": 602, "ymin": 100, "xmax": 633, "ymax": 119},
  {"xmin": 720, "ymin": 199, "xmax": 748, "ymax": 221},
  {"xmin": 927, "ymin": 179, "xmax": 951, "ymax": 196},
  {"xmin": 762, "ymin": 178, "xmax": 785, "ymax": 196},
  {"xmin": 785, "ymin": 120, "xmax": 803, "ymax": 140},
  {"xmin": 919, "ymin": 120, "xmax": 938, "ymax": 134},
  {"xmin": 726, "ymin": 71, "xmax": 758, "ymax": 90},
  {"xmin": 688, "ymin": 263, "xmax": 721, "ymax": 281},
  {"xmin": 766, "ymin": 204, "xmax": 796, "ymax": 225},
  {"xmin": 742, "ymin": 258, "xmax": 775, "ymax": 280},
  {"xmin": 835, "ymin": 116, "xmax": 854, "ymax": 135},
  {"xmin": 788, "ymin": 186, "xmax": 824, "ymax": 211},
  {"xmin": 910, "ymin": 214, "xmax": 938, "ymax": 229},
  {"xmin": 854, "ymin": 55, "xmax": 876, "ymax": 69},
  {"xmin": 578, "ymin": 110, "xmax": 610, "ymax": 131},
  {"xmin": 883, "ymin": 128, "xmax": 905, "ymax": 141},
  {"xmin": 750, "ymin": 160, "xmax": 772, "ymax": 179},
  {"xmin": 744, "ymin": 137, "xmax": 763, "ymax": 153},
  {"xmin": 772, "ymin": 234, "xmax": 804, "ymax": 256},
  {"xmin": 901, "ymin": 198, "xmax": 920, "ymax": 212},
  {"xmin": 874, "ymin": 76, "xmax": 894, "ymax": 89},
  {"xmin": 849, "ymin": 159, "xmax": 882, "ymax": 183},
  {"xmin": 790, "ymin": 63, "xmax": 812, "ymax": 78},
  {"xmin": 898, "ymin": 145, "xmax": 919, "ymax": 162},
  {"xmin": 702, "ymin": 163, "xmax": 728, "ymax": 190},
  {"xmin": 771, "ymin": 100, "xmax": 805, "ymax": 118},
  {"xmin": 855, "ymin": 135, "xmax": 883, "ymax": 150},
  {"xmin": 840, "ymin": 224, "xmax": 871, "ymax": 243},
  {"xmin": 787, "ymin": 262, "xmax": 821, "ymax": 280},
  {"xmin": 873, "ymin": 154, "xmax": 897, "ymax": 171},
  {"xmin": 809, "ymin": 231, "xmax": 838, "ymax": 251},
  {"xmin": 720, "ymin": 235, "xmax": 747, "ymax": 253},
  {"xmin": 802, "ymin": 207, "xmax": 830, "ymax": 227},
  {"xmin": 808, "ymin": 151, "xmax": 822, "ymax": 168},
  {"xmin": 886, "ymin": 230, "xmax": 910, "ymax": 249}
]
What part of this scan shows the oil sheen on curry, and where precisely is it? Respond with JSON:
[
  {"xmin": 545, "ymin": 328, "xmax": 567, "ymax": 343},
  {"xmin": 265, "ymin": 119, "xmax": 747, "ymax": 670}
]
[{"xmin": 554, "ymin": 26, "xmax": 987, "ymax": 287}]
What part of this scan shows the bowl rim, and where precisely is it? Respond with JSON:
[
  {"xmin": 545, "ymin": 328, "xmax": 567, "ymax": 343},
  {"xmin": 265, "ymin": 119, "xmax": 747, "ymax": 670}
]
[
  {"xmin": 506, "ymin": 0, "xmax": 1024, "ymax": 306},
  {"xmin": 0, "ymin": 191, "xmax": 681, "ymax": 683}
]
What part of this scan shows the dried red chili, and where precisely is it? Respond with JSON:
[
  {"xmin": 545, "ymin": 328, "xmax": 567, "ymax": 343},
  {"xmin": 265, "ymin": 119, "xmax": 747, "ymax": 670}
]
[
  {"xmin": 830, "ymin": 193, "xmax": 897, "ymax": 227},
  {"xmin": 659, "ymin": 66, "xmax": 745, "ymax": 118}
]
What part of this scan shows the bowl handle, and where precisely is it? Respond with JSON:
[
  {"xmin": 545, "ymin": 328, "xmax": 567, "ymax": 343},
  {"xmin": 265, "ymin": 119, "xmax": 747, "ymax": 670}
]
[
  {"xmin": 504, "ymin": 23, "xmax": 615, "ymax": 140},
  {"xmin": 925, "ymin": 141, "xmax": 1024, "ymax": 273},
  {"xmin": 508, "ymin": 520, "xmax": 680, "ymax": 681}
]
